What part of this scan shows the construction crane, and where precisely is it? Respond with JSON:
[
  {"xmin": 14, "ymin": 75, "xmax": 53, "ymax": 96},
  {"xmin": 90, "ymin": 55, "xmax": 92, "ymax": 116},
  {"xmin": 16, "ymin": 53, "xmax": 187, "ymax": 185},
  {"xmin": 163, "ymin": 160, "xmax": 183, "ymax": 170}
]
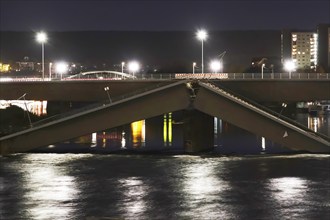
[{"xmin": 218, "ymin": 51, "xmax": 226, "ymax": 61}]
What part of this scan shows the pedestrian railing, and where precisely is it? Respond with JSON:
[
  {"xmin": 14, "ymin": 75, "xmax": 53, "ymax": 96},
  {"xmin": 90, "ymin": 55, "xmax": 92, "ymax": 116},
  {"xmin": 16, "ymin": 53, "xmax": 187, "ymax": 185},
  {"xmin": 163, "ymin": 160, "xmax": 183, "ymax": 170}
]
[{"xmin": 1, "ymin": 72, "xmax": 329, "ymax": 82}]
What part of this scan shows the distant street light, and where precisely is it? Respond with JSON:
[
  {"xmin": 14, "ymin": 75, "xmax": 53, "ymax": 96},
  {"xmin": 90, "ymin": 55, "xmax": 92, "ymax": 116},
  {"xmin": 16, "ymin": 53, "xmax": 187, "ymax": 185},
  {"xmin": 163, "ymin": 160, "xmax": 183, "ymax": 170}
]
[
  {"xmin": 49, "ymin": 62, "xmax": 52, "ymax": 79},
  {"xmin": 196, "ymin": 30, "xmax": 208, "ymax": 74},
  {"xmin": 284, "ymin": 60, "xmax": 296, "ymax": 79},
  {"xmin": 17, "ymin": 93, "xmax": 32, "ymax": 128},
  {"xmin": 261, "ymin": 63, "xmax": 265, "ymax": 79},
  {"xmin": 104, "ymin": 86, "xmax": 112, "ymax": 103},
  {"xmin": 193, "ymin": 62, "xmax": 196, "ymax": 74},
  {"xmin": 210, "ymin": 60, "xmax": 222, "ymax": 73},
  {"xmin": 128, "ymin": 61, "xmax": 140, "ymax": 79},
  {"xmin": 55, "ymin": 61, "xmax": 68, "ymax": 80},
  {"xmin": 36, "ymin": 31, "xmax": 47, "ymax": 80},
  {"xmin": 121, "ymin": 62, "xmax": 125, "ymax": 73},
  {"xmin": 279, "ymin": 103, "xmax": 287, "ymax": 116}
]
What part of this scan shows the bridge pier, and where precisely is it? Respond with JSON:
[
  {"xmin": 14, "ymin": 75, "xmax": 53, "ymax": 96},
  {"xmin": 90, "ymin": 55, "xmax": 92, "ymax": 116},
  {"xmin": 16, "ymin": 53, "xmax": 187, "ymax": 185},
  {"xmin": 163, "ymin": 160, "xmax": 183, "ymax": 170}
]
[{"xmin": 183, "ymin": 110, "xmax": 214, "ymax": 153}]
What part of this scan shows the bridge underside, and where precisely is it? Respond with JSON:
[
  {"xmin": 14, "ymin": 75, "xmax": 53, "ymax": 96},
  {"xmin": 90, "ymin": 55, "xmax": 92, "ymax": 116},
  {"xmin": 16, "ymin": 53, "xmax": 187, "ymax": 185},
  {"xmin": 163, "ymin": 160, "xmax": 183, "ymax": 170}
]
[
  {"xmin": 0, "ymin": 81, "xmax": 192, "ymax": 154},
  {"xmin": 1, "ymin": 81, "xmax": 329, "ymax": 154},
  {"xmin": 194, "ymin": 83, "xmax": 329, "ymax": 153}
]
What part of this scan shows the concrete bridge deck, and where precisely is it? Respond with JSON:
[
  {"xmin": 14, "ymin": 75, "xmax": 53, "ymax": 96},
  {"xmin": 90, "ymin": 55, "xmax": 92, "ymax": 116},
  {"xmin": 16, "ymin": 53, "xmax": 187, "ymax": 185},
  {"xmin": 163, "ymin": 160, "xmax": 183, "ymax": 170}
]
[
  {"xmin": 1, "ymin": 80, "xmax": 329, "ymax": 155},
  {"xmin": 0, "ymin": 77, "xmax": 330, "ymax": 102}
]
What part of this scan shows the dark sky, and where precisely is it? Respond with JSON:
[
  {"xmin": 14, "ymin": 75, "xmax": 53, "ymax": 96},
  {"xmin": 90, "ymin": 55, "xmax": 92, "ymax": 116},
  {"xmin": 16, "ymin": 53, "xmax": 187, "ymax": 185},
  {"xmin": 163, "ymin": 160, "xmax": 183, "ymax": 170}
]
[{"xmin": 1, "ymin": 0, "xmax": 329, "ymax": 31}]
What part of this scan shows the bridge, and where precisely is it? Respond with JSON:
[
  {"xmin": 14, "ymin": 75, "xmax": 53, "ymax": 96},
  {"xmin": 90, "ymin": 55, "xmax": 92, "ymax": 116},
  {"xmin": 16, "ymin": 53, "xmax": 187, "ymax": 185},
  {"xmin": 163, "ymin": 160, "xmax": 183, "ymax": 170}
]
[
  {"xmin": 1, "ymin": 72, "xmax": 330, "ymax": 102},
  {"xmin": 0, "ymin": 72, "xmax": 329, "ymax": 154}
]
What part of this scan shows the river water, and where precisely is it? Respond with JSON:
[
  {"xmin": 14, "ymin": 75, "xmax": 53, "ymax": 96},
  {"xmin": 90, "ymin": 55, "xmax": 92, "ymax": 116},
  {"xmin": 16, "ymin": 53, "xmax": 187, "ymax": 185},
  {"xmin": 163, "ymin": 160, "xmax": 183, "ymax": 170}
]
[{"xmin": 1, "ymin": 153, "xmax": 330, "ymax": 219}]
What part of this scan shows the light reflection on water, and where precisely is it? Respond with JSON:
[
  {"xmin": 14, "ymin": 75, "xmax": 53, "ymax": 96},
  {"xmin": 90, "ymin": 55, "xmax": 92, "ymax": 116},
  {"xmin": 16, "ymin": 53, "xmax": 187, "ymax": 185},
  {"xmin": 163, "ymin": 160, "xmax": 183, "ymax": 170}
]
[
  {"xmin": 118, "ymin": 177, "xmax": 148, "ymax": 218},
  {"xmin": 181, "ymin": 160, "xmax": 231, "ymax": 219},
  {"xmin": 269, "ymin": 177, "xmax": 307, "ymax": 204},
  {"xmin": 1, "ymin": 154, "xmax": 329, "ymax": 219}
]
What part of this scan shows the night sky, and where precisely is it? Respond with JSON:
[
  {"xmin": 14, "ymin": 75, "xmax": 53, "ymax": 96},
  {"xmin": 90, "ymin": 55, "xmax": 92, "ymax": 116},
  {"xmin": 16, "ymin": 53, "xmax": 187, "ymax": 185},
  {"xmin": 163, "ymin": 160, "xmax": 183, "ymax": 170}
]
[{"xmin": 1, "ymin": 0, "xmax": 329, "ymax": 31}]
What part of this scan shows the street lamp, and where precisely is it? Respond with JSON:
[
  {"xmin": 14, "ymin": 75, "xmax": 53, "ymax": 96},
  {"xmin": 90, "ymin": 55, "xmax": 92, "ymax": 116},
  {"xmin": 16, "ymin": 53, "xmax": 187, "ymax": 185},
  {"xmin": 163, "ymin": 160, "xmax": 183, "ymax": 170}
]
[
  {"xmin": 128, "ymin": 61, "xmax": 140, "ymax": 79},
  {"xmin": 121, "ymin": 62, "xmax": 125, "ymax": 73},
  {"xmin": 210, "ymin": 60, "xmax": 222, "ymax": 73},
  {"xmin": 261, "ymin": 63, "xmax": 265, "ymax": 79},
  {"xmin": 193, "ymin": 62, "xmax": 196, "ymax": 74},
  {"xmin": 55, "ymin": 61, "xmax": 68, "ymax": 80},
  {"xmin": 17, "ymin": 93, "xmax": 32, "ymax": 127},
  {"xmin": 279, "ymin": 103, "xmax": 287, "ymax": 115},
  {"xmin": 49, "ymin": 62, "xmax": 52, "ymax": 79},
  {"xmin": 36, "ymin": 31, "xmax": 47, "ymax": 80},
  {"xmin": 196, "ymin": 29, "xmax": 208, "ymax": 74},
  {"xmin": 284, "ymin": 60, "xmax": 296, "ymax": 79},
  {"xmin": 104, "ymin": 86, "xmax": 112, "ymax": 103}
]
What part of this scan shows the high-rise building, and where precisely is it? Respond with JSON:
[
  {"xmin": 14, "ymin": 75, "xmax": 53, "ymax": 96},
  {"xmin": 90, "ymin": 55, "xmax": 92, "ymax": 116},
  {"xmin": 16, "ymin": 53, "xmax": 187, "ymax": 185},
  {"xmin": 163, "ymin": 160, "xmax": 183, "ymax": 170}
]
[
  {"xmin": 291, "ymin": 32, "xmax": 318, "ymax": 70},
  {"xmin": 281, "ymin": 30, "xmax": 317, "ymax": 71},
  {"xmin": 281, "ymin": 24, "xmax": 330, "ymax": 72}
]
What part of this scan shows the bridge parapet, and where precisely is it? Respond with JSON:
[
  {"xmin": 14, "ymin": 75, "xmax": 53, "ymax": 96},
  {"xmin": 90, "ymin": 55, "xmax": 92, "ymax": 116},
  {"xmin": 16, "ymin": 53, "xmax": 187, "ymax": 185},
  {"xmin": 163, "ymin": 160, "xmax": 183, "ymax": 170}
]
[{"xmin": 1, "ymin": 72, "xmax": 330, "ymax": 82}]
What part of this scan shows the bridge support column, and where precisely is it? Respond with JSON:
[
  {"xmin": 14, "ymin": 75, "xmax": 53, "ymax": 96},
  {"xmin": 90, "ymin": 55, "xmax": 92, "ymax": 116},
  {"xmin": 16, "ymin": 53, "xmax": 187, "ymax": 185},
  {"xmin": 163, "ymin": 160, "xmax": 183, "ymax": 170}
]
[{"xmin": 183, "ymin": 110, "xmax": 214, "ymax": 153}]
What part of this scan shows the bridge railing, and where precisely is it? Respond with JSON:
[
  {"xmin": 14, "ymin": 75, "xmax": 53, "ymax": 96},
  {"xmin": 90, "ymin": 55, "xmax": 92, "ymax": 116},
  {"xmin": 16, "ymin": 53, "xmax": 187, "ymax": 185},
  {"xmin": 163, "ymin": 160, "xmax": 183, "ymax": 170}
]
[
  {"xmin": 226, "ymin": 72, "xmax": 330, "ymax": 80},
  {"xmin": 1, "ymin": 72, "xmax": 330, "ymax": 82},
  {"xmin": 62, "ymin": 72, "xmax": 330, "ymax": 80}
]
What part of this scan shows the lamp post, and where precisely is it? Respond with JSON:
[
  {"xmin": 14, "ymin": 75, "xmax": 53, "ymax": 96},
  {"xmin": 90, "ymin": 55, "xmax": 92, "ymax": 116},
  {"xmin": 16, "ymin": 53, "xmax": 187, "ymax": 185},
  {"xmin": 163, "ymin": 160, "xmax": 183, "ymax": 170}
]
[
  {"xmin": 210, "ymin": 60, "xmax": 221, "ymax": 73},
  {"xmin": 196, "ymin": 30, "xmax": 207, "ymax": 74},
  {"xmin": 104, "ymin": 86, "xmax": 112, "ymax": 103},
  {"xmin": 49, "ymin": 62, "xmax": 52, "ymax": 79},
  {"xmin": 284, "ymin": 60, "xmax": 295, "ymax": 79},
  {"xmin": 36, "ymin": 32, "xmax": 47, "ymax": 80},
  {"xmin": 17, "ymin": 93, "xmax": 32, "ymax": 127},
  {"xmin": 121, "ymin": 62, "xmax": 125, "ymax": 73},
  {"xmin": 193, "ymin": 62, "xmax": 196, "ymax": 74},
  {"xmin": 55, "ymin": 61, "xmax": 68, "ymax": 80},
  {"xmin": 128, "ymin": 61, "xmax": 140, "ymax": 79},
  {"xmin": 279, "ymin": 103, "xmax": 287, "ymax": 116},
  {"xmin": 261, "ymin": 63, "xmax": 265, "ymax": 79}
]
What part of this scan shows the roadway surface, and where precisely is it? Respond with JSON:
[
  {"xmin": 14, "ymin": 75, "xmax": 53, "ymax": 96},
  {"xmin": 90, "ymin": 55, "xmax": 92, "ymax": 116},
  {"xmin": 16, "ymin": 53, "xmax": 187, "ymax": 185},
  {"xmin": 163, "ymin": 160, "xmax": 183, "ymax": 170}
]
[{"xmin": 1, "ymin": 79, "xmax": 330, "ymax": 102}]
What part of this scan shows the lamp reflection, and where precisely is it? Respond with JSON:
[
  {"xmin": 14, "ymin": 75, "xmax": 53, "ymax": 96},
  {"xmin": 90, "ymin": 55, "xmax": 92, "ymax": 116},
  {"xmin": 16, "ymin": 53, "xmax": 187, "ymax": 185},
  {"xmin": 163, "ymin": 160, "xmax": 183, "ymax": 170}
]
[
  {"xmin": 182, "ymin": 160, "xmax": 230, "ymax": 218},
  {"xmin": 22, "ymin": 154, "xmax": 79, "ymax": 220},
  {"xmin": 163, "ymin": 113, "xmax": 172, "ymax": 147},
  {"xmin": 308, "ymin": 116, "xmax": 320, "ymax": 132},
  {"xmin": 118, "ymin": 177, "xmax": 147, "ymax": 218},
  {"xmin": 131, "ymin": 120, "xmax": 145, "ymax": 148},
  {"xmin": 269, "ymin": 177, "xmax": 307, "ymax": 204}
]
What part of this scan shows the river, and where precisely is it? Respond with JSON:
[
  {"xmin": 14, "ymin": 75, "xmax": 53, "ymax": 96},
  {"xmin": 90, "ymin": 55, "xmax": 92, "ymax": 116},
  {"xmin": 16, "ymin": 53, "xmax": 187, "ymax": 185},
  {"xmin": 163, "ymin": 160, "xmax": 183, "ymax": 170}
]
[{"xmin": 1, "ymin": 153, "xmax": 330, "ymax": 219}]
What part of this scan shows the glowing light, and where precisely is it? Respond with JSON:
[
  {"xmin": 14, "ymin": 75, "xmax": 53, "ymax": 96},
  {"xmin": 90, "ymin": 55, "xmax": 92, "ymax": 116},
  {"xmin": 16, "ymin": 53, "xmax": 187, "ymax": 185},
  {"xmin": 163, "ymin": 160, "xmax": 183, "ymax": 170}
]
[
  {"xmin": 55, "ymin": 62, "xmax": 69, "ymax": 74},
  {"xmin": 163, "ymin": 113, "xmax": 173, "ymax": 146},
  {"xmin": 131, "ymin": 120, "xmax": 145, "ymax": 148},
  {"xmin": 128, "ymin": 61, "xmax": 140, "ymax": 74},
  {"xmin": 0, "ymin": 63, "xmax": 10, "ymax": 72},
  {"xmin": 196, "ymin": 29, "xmax": 208, "ymax": 41},
  {"xmin": 91, "ymin": 132, "xmax": 97, "ymax": 147},
  {"xmin": 262, "ymin": 137, "xmax": 266, "ymax": 151},
  {"xmin": 36, "ymin": 31, "xmax": 47, "ymax": 43},
  {"xmin": 209, "ymin": 60, "xmax": 222, "ymax": 73},
  {"xmin": 284, "ymin": 60, "xmax": 295, "ymax": 71}
]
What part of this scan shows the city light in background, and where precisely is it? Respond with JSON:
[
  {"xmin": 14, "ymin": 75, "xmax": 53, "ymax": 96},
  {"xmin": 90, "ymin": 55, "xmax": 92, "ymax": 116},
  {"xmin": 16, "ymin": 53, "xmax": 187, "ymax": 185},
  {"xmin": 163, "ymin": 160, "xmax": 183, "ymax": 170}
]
[
  {"xmin": 284, "ymin": 60, "xmax": 296, "ymax": 78},
  {"xmin": 209, "ymin": 60, "xmax": 222, "ymax": 73},
  {"xmin": 55, "ymin": 61, "xmax": 69, "ymax": 79},
  {"xmin": 121, "ymin": 62, "xmax": 125, "ymax": 73},
  {"xmin": 192, "ymin": 62, "xmax": 196, "ymax": 74},
  {"xmin": 128, "ymin": 61, "xmax": 140, "ymax": 78}
]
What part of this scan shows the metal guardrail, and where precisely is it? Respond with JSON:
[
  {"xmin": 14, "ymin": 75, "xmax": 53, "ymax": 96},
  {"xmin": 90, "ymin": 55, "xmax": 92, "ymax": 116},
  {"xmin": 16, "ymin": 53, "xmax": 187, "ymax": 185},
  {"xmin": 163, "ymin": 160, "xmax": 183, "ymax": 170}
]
[{"xmin": 1, "ymin": 72, "xmax": 329, "ymax": 82}]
